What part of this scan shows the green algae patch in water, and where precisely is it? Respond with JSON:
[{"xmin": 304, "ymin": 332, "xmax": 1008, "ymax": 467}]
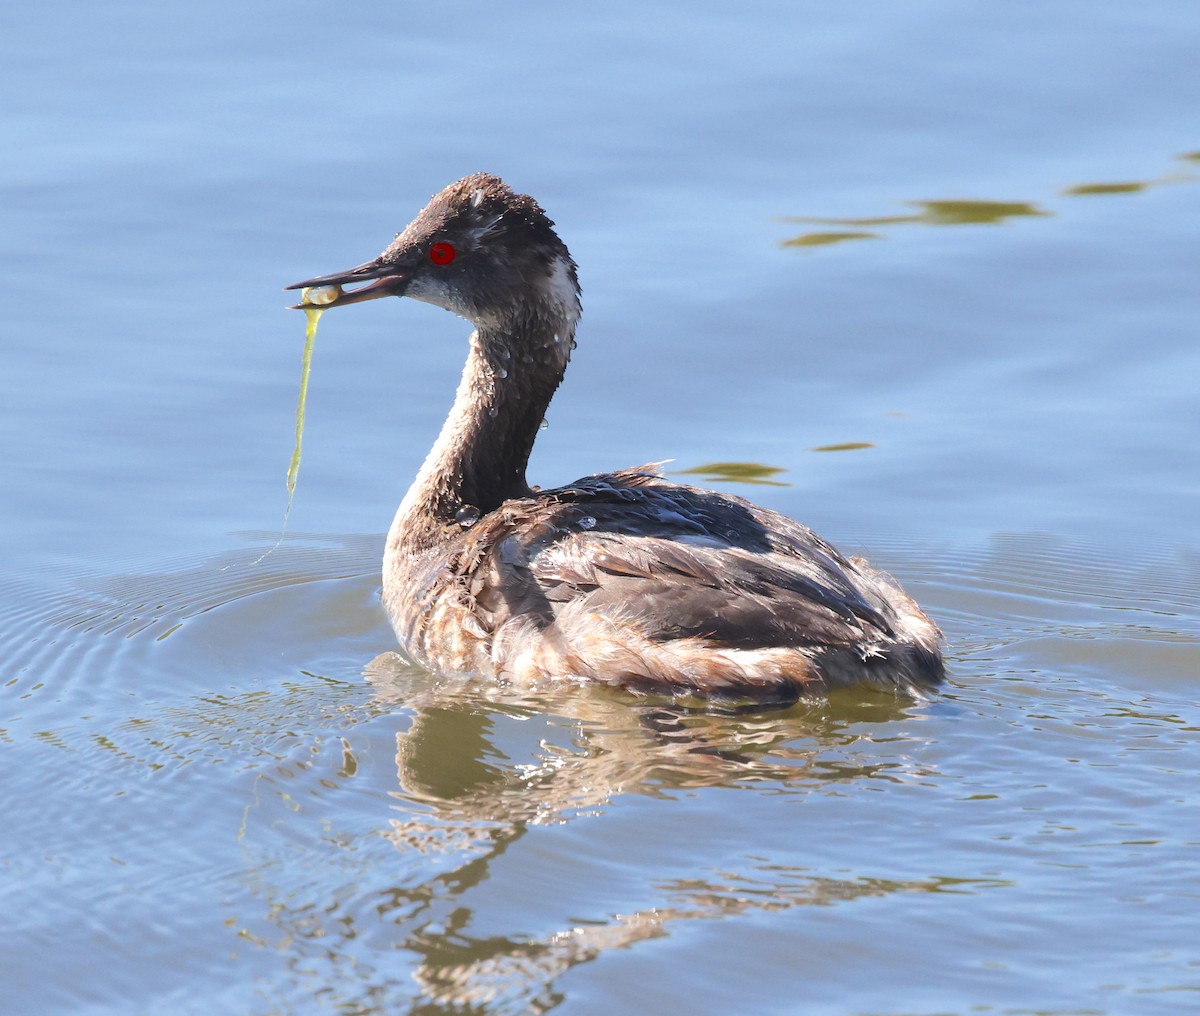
[
  {"xmin": 811, "ymin": 441, "xmax": 875, "ymax": 453},
  {"xmin": 675, "ymin": 461, "xmax": 791, "ymax": 487}
]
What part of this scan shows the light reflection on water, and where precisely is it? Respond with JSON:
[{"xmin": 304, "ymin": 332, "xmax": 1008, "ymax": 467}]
[
  {"xmin": 228, "ymin": 656, "xmax": 962, "ymax": 1013},
  {"xmin": 3, "ymin": 528, "xmax": 1195, "ymax": 1012}
]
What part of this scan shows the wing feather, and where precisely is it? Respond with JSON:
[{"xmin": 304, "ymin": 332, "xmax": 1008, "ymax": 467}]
[{"xmin": 451, "ymin": 471, "xmax": 899, "ymax": 653}]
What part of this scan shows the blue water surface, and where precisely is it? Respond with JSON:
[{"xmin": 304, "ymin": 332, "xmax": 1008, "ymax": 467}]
[{"xmin": 2, "ymin": 2, "xmax": 1198, "ymax": 1013}]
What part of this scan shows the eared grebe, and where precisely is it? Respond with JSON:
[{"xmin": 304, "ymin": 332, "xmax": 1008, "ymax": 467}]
[{"xmin": 287, "ymin": 174, "xmax": 943, "ymax": 702}]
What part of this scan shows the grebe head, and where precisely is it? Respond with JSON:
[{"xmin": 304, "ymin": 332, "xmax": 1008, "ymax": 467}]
[{"xmin": 287, "ymin": 173, "xmax": 580, "ymax": 333}]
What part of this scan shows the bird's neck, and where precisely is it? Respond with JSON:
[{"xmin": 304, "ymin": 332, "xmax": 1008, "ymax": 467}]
[{"xmin": 389, "ymin": 309, "xmax": 576, "ymax": 548}]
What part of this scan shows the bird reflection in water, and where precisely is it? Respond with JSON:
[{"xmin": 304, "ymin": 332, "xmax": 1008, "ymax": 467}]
[{"xmin": 343, "ymin": 652, "xmax": 955, "ymax": 1012}]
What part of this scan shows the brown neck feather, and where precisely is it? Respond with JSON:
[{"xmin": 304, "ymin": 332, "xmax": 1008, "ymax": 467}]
[{"xmin": 391, "ymin": 311, "xmax": 574, "ymax": 546}]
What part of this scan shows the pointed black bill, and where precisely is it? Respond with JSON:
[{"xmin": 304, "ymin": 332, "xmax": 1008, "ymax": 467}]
[{"xmin": 285, "ymin": 259, "xmax": 411, "ymax": 309}]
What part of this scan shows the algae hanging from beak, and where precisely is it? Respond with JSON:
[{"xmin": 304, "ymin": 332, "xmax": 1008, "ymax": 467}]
[
  {"xmin": 285, "ymin": 284, "xmax": 341, "ymax": 509},
  {"xmin": 254, "ymin": 285, "xmax": 338, "ymax": 565},
  {"xmin": 285, "ymin": 302, "xmax": 323, "ymax": 509}
]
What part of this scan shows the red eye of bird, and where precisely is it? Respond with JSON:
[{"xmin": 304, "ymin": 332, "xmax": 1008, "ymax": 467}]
[{"xmin": 429, "ymin": 241, "xmax": 456, "ymax": 266}]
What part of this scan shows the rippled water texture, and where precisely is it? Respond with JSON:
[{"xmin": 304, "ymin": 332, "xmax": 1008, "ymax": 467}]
[{"xmin": 3, "ymin": 2, "xmax": 1198, "ymax": 1014}]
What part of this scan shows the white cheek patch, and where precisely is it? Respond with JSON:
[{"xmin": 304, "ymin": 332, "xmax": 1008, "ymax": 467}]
[
  {"xmin": 544, "ymin": 256, "xmax": 581, "ymax": 324},
  {"xmin": 405, "ymin": 275, "xmax": 459, "ymax": 313},
  {"xmin": 408, "ymin": 274, "xmax": 504, "ymax": 326}
]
